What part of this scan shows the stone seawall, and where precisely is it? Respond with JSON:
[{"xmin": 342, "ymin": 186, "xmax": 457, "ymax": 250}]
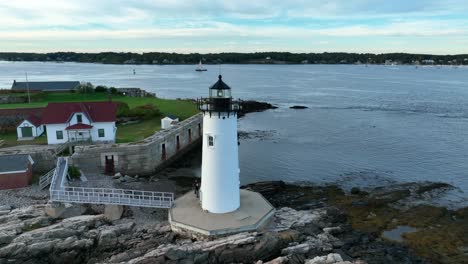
[{"xmin": 71, "ymin": 114, "xmax": 203, "ymax": 175}]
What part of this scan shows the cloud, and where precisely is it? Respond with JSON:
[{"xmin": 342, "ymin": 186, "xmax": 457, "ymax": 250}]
[
  {"xmin": 1, "ymin": 19, "xmax": 466, "ymax": 41},
  {"xmin": 0, "ymin": 0, "xmax": 468, "ymax": 53}
]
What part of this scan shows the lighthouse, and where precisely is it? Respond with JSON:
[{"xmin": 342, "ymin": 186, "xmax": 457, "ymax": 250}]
[
  {"xmin": 169, "ymin": 75, "xmax": 274, "ymax": 238},
  {"xmin": 198, "ymin": 75, "xmax": 241, "ymax": 213}
]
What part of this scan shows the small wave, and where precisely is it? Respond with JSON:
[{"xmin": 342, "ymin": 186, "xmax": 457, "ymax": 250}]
[{"xmin": 317, "ymin": 104, "xmax": 468, "ymax": 119}]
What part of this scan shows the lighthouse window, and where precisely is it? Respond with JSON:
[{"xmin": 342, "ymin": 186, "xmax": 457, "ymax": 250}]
[
  {"xmin": 217, "ymin": 90, "xmax": 223, "ymax": 97},
  {"xmin": 208, "ymin": 136, "xmax": 214, "ymax": 146}
]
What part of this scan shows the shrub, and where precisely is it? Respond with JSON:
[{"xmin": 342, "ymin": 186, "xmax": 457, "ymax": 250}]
[
  {"xmin": 68, "ymin": 165, "xmax": 81, "ymax": 179},
  {"xmin": 129, "ymin": 104, "xmax": 161, "ymax": 120},
  {"xmin": 109, "ymin": 87, "xmax": 118, "ymax": 94},
  {"xmin": 77, "ymin": 82, "xmax": 94, "ymax": 93},
  {"xmin": 116, "ymin": 101, "xmax": 131, "ymax": 117},
  {"xmin": 95, "ymin": 85, "xmax": 108, "ymax": 92}
]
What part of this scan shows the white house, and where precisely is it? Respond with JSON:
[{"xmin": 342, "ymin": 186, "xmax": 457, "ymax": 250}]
[
  {"xmin": 42, "ymin": 102, "xmax": 117, "ymax": 144},
  {"xmin": 161, "ymin": 115, "xmax": 179, "ymax": 130},
  {"xmin": 16, "ymin": 115, "xmax": 44, "ymax": 139}
]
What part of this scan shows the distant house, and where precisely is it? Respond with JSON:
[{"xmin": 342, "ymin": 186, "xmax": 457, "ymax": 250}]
[
  {"xmin": 11, "ymin": 80, "xmax": 80, "ymax": 92},
  {"xmin": 116, "ymin": 88, "xmax": 156, "ymax": 97},
  {"xmin": 16, "ymin": 114, "xmax": 44, "ymax": 139},
  {"xmin": 422, "ymin": 59, "xmax": 435, "ymax": 65},
  {"xmin": 161, "ymin": 115, "xmax": 179, "ymax": 130},
  {"xmin": 42, "ymin": 102, "xmax": 117, "ymax": 144},
  {"xmin": 0, "ymin": 154, "xmax": 34, "ymax": 190}
]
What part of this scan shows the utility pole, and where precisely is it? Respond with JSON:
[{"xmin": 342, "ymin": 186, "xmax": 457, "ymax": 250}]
[{"xmin": 25, "ymin": 72, "xmax": 31, "ymax": 104}]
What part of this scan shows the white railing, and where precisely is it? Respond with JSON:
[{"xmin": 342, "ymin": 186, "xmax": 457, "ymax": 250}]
[
  {"xmin": 48, "ymin": 157, "xmax": 174, "ymax": 208},
  {"xmin": 49, "ymin": 158, "xmax": 63, "ymax": 193},
  {"xmin": 39, "ymin": 168, "xmax": 56, "ymax": 189},
  {"xmin": 50, "ymin": 187, "xmax": 173, "ymax": 208}
]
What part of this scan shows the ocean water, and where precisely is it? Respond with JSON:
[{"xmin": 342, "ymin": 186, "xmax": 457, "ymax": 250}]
[{"xmin": 1, "ymin": 62, "xmax": 468, "ymax": 196}]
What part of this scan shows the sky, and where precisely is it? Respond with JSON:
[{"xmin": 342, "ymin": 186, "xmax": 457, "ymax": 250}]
[{"xmin": 0, "ymin": 0, "xmax": 468, "ymax": 54}]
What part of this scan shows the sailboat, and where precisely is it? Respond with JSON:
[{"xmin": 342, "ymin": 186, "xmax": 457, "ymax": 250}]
[{"xmin": 195, "ymin": 60, "xmax": 207, "ymax": 71}]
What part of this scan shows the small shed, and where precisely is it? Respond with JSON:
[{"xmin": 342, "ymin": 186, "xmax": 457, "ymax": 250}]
[
  {"xmin": 161, "ymin": 115, "xmax": 179, "ymax": 130},
  {"xmin": 0, "ymin": 154, "xmax": 34, "ymax": 190},
  {"xmin": 17, "ymin": 115, "xmax": 44, "ymax": 139}
]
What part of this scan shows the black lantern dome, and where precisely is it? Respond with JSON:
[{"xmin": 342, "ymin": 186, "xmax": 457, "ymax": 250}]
[
  {"xmin": 198, "ymin": 75, "xmax": 241, "ymax": 115},
  {"xmin": 209, "ymin": 75, "xmax": 231, "ymax": 98}
]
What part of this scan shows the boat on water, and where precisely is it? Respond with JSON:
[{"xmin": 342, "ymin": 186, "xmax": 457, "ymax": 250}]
[{"xmin": 195, "ymin": 60, "xmax": 207, "ymax": 71}]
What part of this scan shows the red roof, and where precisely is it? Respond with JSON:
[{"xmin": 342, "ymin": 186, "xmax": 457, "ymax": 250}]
[
  {"xmin": 42, "ymin": 102, "xmax": 117, "ymax": 124},
  {"xmin": 26, "ymin": 115, "xmax": 42, "ymax": 127},
  {"xmin": 66, "ymin": 123, "xmax": 93, "ymax": 130},
  {"xmin": 0, "ymin": 108, "xmax": 44, "ymax": 127}
]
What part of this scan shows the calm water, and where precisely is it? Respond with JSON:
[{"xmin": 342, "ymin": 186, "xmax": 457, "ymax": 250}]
[{"xmin": 1, "ymin": 62, "xmax": 468, "ymax": 196}]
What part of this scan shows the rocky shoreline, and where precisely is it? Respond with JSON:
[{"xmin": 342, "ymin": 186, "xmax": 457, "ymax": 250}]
[{"xmin": 1, "ymin": 175, "xmax": 466, "ymax": 263}]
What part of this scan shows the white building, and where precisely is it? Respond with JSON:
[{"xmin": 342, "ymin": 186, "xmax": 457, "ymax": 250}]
[
  {"xmin": 41, "ymin": 102, "xmax": 117, "ymax": 144},
  {"xmin": 161, "ymin": 115, "xmax": 179, "ymax": 130},
  {"xmin": 16, "ymin": 115, "xmax": 44, "ymax": 139},
  {"xmin": 199, "ymin": 75, "xmax": 241, "ymax": 214}
]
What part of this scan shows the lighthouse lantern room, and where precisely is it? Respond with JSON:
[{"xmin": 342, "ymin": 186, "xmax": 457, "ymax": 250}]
[{"xmin": 197, "ymin": 75, "xmax": 241, "ymax": 213}]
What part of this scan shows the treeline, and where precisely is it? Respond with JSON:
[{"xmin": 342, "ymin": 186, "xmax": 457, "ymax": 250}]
[{"xmin": 1, "ymin": 51, "xmax": 467, "ymax": 65}]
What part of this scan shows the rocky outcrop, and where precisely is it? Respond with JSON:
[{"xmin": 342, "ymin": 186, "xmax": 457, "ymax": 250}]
[
  {"xmin": 238, "ymin": 100, "xmax": 278, "ymax": 117},
  {"xmin": 2, "ymin": 180, "xmax": 453, "ymax": 263},
  {"xmin": 0, "ymin": 205, "xmax": 173, "ymax": 264},
  {"xmin": 290, "ymin": 105, "xmax": 308, "ymax": 109},
  {"xmin": 0, "ymin": 203, "xmax": 361, "ymax": 264}
]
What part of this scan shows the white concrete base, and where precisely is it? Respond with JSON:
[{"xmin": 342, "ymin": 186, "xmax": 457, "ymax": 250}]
[
  {"xmin": 169, "ymin": 190, "xmax": 275, "ymax": 238},
  {"xmin": 104, "ymin": 205, "xmax": 124, "ymax": 221}
]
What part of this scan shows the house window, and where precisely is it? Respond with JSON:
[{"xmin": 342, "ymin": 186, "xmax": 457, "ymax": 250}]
[
  {"xmin": 77, "ymin": 114, "xmax": 82, "ymax": 123},
  {"xmin": 208, "ymin": 135, "xmax": 214, "ymax": 147},
  {"xmin": 98, "ymin": 129, "xmax": 105, "ymax": 138},
  {"xmin": 56, "ymin": 131, "xmax": 63, "ymax": 140}
]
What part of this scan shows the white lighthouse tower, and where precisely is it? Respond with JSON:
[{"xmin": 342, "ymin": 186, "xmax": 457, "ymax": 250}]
[
  {"xmin": 198, "ymin": 75, "xmax": 241, "ymax": 213},
  {"xmin": 169, "ymin": 76, "xmax": 274, "ymax": 237}
]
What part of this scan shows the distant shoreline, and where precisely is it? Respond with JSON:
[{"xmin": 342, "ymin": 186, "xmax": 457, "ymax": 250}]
[
  {"xmin": 1, "ymin": 60, "xmax": 467, "ymax": 67},
  {"xmin": 1, "ymin": 51, "xmax": 467, "ymax": 66}
]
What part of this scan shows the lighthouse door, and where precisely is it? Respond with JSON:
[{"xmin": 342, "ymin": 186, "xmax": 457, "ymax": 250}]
[
  {"xmin": 105, "ymin": 155, "xmax": 115, "ymax": 175},
  {"xmin": 161, "ymin": 143, "xmax": 166, "ymax": 160},
  {"xmin": 176, "ymin": 135, "xmax": 180, "ymax": 151}
]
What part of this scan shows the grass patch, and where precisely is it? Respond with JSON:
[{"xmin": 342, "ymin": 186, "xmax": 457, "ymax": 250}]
[
  {"xmin": 116, "ymin": 118, "xmax": 161, "ymax": 143},
  {"xmin": 0, "ymin": 132, "xmax": 47, "ymax": 148}
]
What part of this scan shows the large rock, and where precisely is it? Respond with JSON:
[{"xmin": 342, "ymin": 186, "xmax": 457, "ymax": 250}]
[{"xmin": 104, "ymin": 205, "xmax": 124, "ymax": 221}]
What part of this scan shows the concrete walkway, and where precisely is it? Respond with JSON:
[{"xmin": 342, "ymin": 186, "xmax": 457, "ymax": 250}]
[{"xmin": 49, "ymin": 157, "xmax": 174, "ymax": 208}]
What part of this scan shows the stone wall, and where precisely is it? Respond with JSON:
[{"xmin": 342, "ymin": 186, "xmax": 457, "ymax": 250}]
[
  {"xmin": 71, "ymin": 114, "xmax": 203, "ymax": 175},
  {"xmin": 0, "ymin": 95, "xmax": 27, "ymax": 104}
]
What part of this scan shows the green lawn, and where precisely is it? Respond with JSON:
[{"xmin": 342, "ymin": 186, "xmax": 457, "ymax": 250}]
[
  {"xmin": 0, "ymin": 92, "xmax": 198, "ymax": 120},
  {"xmin": 0, "ymin": 92, "xmax": 199, "ymax": 145},
  {"xmin": 0, "ymin": 132, "xmax": 48, "ymax": 148},
  {"xmin": 116, "ymin": 118, "xmax": 162, "ymax": 143}
]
